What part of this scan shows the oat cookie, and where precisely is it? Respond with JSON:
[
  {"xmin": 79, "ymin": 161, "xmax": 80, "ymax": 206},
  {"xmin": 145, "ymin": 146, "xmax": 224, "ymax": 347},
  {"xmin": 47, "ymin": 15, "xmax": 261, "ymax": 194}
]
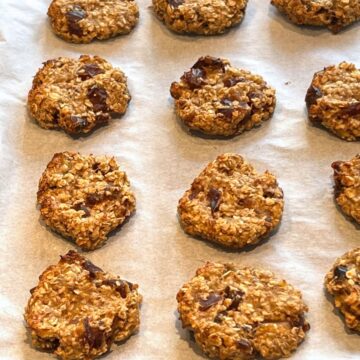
[
  {"xmin": 178, "ymin": 154, "xmax": 284, "ymax": 248},
  {"xmin": 170, "ymin": 56, "xmax": 276, "ymax": 137},
  {"xmin": 325, "ymin": 248, "xmax": 360, "ymax": 331},
  {"xmin": 332, "ymin": 154, "xmax": 360, "ymax": 224},
  {"xmin": 37, "ymin": 152, "xmax": 136, "ymax": 250},
  {"xmin": 305, "ymin": 62, "xmax": 360, "ymax": 141},
  {"xmin": 177, "ymin": 262, "xmax": 310, "ymax": 360},
  {"xmin": 48, "ymin": 0, "xmax": 139, "ymax": 43},
  {"xmin": 271, "ymin": 0, "xmax": 360, "ymax": 33},
  {"xmin": 25, "ymin": 250, "xmax": 142, "ymax": 360},
  {"xmin": 28, "ymin": 55, "xmax": 131, "ymax": 136},
  {"xmin": 153, "ymin": 0, "xmax": 248, "ymax": 35}
]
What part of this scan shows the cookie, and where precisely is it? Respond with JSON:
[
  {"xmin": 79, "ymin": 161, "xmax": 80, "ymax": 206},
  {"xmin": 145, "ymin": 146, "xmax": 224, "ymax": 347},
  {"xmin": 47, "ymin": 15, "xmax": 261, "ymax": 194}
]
[
  {"xmin": 170, "ymin": 56, "xmax": 276, "ymax": 137},
  {"xmin": 178, "ymin": 153, "xmax": 284, "ymax": 248},
  {"xmin": 152, "ymin": 0, "xmax": 248, "ymax": 35},
  {"xmin": 305, "ymin": 62, "xmax": 360, "ymax": 141},
  {"xmin": 271, "ymin": 0, "xmax": 360, "ymax": 33},
  {"xmin": 28, "ymin": 55, "xmax": 131, "ymax": 136},
  {"xmin": 177, "ymin": 262, "xmax": 310, "ymax": 360},
  {"xmin": 332, "ymin": 155, "xmax": 360, "ymax": 224},
  {"xmin": 37, "ymin": 152, "xmax": 136, "ymax": 250},
  {"xmin": 324, "ymin": 248, "xmax": 360, "ymax": 331},
  {"xmin": 24, "ymin": 250, "xmax": 142, "ymax": 360},
  {"xmin": 48, "ymin": 0, "xmax": 139, "ymax": 43}
]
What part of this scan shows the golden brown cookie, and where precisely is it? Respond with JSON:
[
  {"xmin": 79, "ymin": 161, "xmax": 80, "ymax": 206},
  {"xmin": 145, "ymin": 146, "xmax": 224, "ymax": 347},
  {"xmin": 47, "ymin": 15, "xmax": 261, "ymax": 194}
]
[
  {"xmin": 271, "ymin": 0, "xmax": 360, "ymax": 33},
  {"xmin": 28, "ymin": 55, "xmax": 131, "ymax": 136},
  {"xmin": 325, "ymin": 248, "xmax": 360, "ymax": 332},
  {"xmin": 37, "ymin": 152, "xmax": 136, "ymax": 250},
  {"xmin": 152, "ymin": 0, "xmax": 248, "ymax": 35},
  {"xmin": 170, "ymin": 56, "xmax": 276, "ymax": 137},
  {"xmin": 25, "ymin": 250, "xmax": 142, "ymax": 360},
  {"xmin": 177, "ymin": 262, "xmax": 310, "ymax": 359},
  {"xmin": 332, "ymin": 154, "xmax": 360, "ymax": 224},
  {"xmin": 305, "ymin": 62, "xmax": 360, "ymax": 141},
  {"xmin": 178, "ymin": 153, "xmax": 284, "ymax": 248},
  {"xmin": 48, "ymin": 0, "xmax": 139, "ymax": 43}
]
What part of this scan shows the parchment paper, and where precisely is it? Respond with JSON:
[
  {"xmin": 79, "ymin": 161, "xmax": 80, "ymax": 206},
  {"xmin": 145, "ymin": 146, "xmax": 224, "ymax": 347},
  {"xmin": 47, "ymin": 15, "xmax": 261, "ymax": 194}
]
[{"xmin": 0, "ymin": 1, "xmax": 359, "ymax": 359}]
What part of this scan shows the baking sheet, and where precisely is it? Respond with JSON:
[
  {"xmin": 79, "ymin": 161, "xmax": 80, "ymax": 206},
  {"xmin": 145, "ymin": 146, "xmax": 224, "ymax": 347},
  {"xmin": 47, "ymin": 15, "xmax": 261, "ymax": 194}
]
[{"xmin": 0, "ymin": 0, "xmax": 359, "ymax": 359}]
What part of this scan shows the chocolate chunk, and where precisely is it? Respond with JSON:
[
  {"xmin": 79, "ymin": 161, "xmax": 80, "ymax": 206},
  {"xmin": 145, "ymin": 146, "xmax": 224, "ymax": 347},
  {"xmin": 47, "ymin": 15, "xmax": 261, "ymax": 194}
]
[
  {"xmin": 86, "ymin": 193, "xmax": 103, "ymax": 206},
  {"xmin": 60, "ymin": 250, "xmax": 82, "ymax": 263},
  {"xmin": 73, "ymin": 203, "xmax": 91, "ymax": 217},
  {"xmin": 199, "ymin": 293, "xmax": 222, "ymax": 311},
  {"xmin": 78, "ymin": 64, "xmax": 104, "ymax": 81},
  {"xmin": 181, "ymin": 68, "xmax": 206, "ymax": 90},
  {"xmin": 95, "ymin": 113, "xmax": 111, "ymax": 125},
  {"xmin": 208, "ymin": 188, "xmax": 221, "ymax": 213},
  {"xmin": 87, "ymin": 86, "xmax": 108, "ymax": 113},
  {"xmin": 66, "ymin": 6, "xmax": 86, "ymax": 36},
  {"xmin": 334, "ymin": 265, "xmax": 348, "ymax": 279},
  {"xmin": 70, "ymin": 115, "xmax": 88, "ymax": 130},
  {"xmin": 52, "ymin": 110, "xmax": 59, "ymax": 125},
  {"xmin": 102, "ymin": 279, "xmax": 129, "ymax": 298},
  {"xmin": 83, "ymin": 260, "xmax": 103, "ymax": 278},
  {"xmin": 221, "ymin": 98, "xmax": 233, "ymax": 107},
  {"xmin": 168, "ymin": 0, "xmax": 184, "ymax": 7},
  {"xmin": 192, "ymin": 56, "xmax": 226, "ymax": 72},
  {"xmin": 83, "ymin": 318, "xmax": 104, "ymax": 350},
  {"xmin": 224, "ymin": 286, "xmax": 244, "ymax": 310},
  {"xmin": 214, "ymin": 311, "xmax": 227, "ymax": 323},
  {"xmin": 237, "ymin": 338, "xmax": 252, "ymax": 351},
  {"xmin": 224, "ymin": 77, "xmax": 245, "ymax": 87},
  {"xmin": 217, "ymin": 107, "xmax": 234, "ymax": 120},
  {"xmin": 305, "ymin": 85, "xmax": 322, "ymax": 108},
  {"xmin": 343, "ymin": 102, "xmax": 360, "ymax": 116}
]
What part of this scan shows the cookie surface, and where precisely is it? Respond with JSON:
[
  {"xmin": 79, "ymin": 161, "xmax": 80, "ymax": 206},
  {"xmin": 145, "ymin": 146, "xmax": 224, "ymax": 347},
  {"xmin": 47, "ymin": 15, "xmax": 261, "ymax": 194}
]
[
  {"xmin": 305, "ymin": 62, "xmax": 360, "ymax": 141},
  {"xmin": 25, "ymin": 250, "xmax": 142, "ymax": 360},
  {"xmin": 37, "ymin": 152, "xmax": 136, "ymax": 250},
  {"xmin": 48, "ymin": 0, "xmax": 139, "ymax": 43},
  {"xmin": 170, "ymin": 56, "xmax": 276, "ymax": 137},
  {"xmin": 153, "ymin": 0, "xmax": 248, "ymax": 35},
  {"xmin": 177, "ymin": 262, "xmax": 310, "ymax": 360},
  {"xmin": 271, "ymin": 0, "xmax": 360, "ymax": 33},
  {"xmin": 332, "ymin": 154, "xmax": 360, "ymax": 224},
  {"xmin": 324, "ymin": 248, "xmax": 360, "ymax": 332},
  {"xmin": 178, "ymin": 153, "xmax": 284, "ymax": 248},
  {"xmin": 28, "ymin": 55, "xmax": 131, "ymax": 136}
]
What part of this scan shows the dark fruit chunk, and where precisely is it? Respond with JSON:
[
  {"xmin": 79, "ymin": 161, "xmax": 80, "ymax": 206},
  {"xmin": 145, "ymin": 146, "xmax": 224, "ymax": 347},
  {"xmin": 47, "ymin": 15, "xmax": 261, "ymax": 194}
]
[
  {"xmin": 199, "ymin": 293, "xmax": 222, "ymax": 311},
  {"xmin": 343, "ymin": 102, "xmax": 360, "ymax": 116},
  {"xmin": 83, "ymin": 318, "xmax": 104, "ymax": 350},
  {"xmin": 78, "ymin": 64, "xmax": 104, "ymax": 81},
  {"xmin": 224, "ymin": 77, "xmax": 245, "ymax": 87},
  {"xmin": 182, "ymin": 68, "xmax": 206, "ymax": 90},
  {"xmin": 305, "ymin": 85, "xmax": 322, "ymax": 108},
  {"xmin": 168, "ymin": 0, "xmax": 184, "ymax": 7},
  {"xmin": 87, "ymin": 86, "xmax": 108, "ymax": 113},
  {"xmin": 66, "ymin": 6, "xmax": 86, "ymax": 36},
  {"xmin": 208, "ymin": 188, "xmax": 221, "ymax": 213},
  {"xmin": 334, "ymin": 265, "xmax": 348, "ymax": 279},
  {"xmin": 70, "ymin": 115, "xmax": 88, "ymax": 130},
  {"xmin": 73, "ymin": 203, "xmax": 91, "ymax": 217},
  {"xmin": 214, "ymin": 311, "xmax": 227, "ymax": 323},
  {"xmin": 83, "ymin": 260, "xmax": 103, "ymax": 278},
  {"xmin": 237, "ymin": 338, "xmax": 252, "ymax": 352},
  {"xmin": 192, "ymin": 56, "xmax": 226, "ymax": 72}
]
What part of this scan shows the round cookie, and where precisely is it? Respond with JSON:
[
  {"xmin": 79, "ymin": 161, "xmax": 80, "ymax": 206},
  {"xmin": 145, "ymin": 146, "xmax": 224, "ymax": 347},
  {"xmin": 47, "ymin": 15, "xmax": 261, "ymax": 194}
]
[
  {"xmin": 271, "ymin": 0, "xmax": 360, "ymax": 33},
  {"xmin": 28, "ymin": 55, "xmax": 131, "ymax": 136},
  {"xmin": 305, "ymin": 62, "xmax": 360, "ymax": 141},
  {"xmin": 25, "ymin": 250, "xmax": 142, "ymax": 360},
  {"xmin": 324, "ymin": 248, "xmax": 360, "ymax": 331},
  {"xmin": 170, "ymin": 56, "xmax": 276, "ymax": 137},
  {"xmin": 177, "ymin": 262, "xmax": 310, "ymax": 360},
  {"xmin": 48, "ymin": 0, "xmax": 139, "ymax": 43},
  {"xmin": 37, "ymin": 151, "xmax": 136, "ymax": 250},
  {"xmin": 152, "ymin": 0, "xmax": 248, "ymax": 35},
  {"xmin": 177, "ymin": 153, "xmax": 284, "ymax": 248},
  {"xmin": 332, "ymin": 154, "xmax": 360, "ymax": 224}
]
